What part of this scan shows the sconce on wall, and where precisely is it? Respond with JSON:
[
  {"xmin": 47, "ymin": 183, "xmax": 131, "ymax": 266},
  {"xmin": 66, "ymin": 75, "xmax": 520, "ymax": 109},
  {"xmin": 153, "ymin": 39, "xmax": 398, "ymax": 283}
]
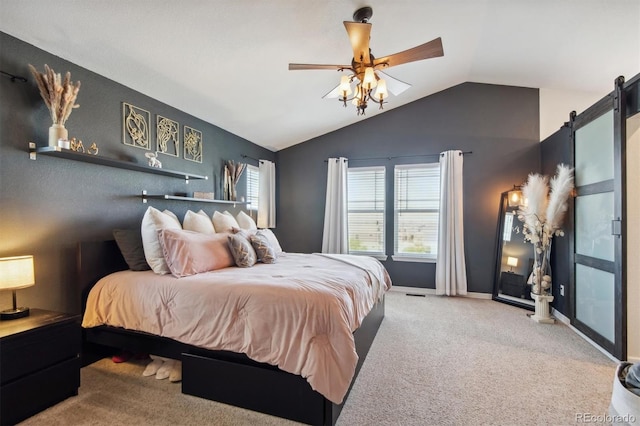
[
  {"xmin": 507, "ymin": 185, "xmax": 523, "ymax": 208},
  {"xmin": 0, "ymin": 255, "xmax": 35, "ymax": 320}
]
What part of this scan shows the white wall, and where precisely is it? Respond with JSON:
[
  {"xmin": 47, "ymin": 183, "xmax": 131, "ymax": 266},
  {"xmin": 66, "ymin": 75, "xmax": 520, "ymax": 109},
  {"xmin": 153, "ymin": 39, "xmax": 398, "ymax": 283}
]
[
  {"xmin": 539, "ymin": 88, "xmax": 604, "ymax": 141},
  {"xmin": 627, "ymin": 114, "xmax": 640, "ymax": 362}
]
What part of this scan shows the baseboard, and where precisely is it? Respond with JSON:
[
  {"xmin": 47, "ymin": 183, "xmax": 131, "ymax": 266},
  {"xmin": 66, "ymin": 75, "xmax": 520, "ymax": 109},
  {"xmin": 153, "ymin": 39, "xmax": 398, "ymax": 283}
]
[
  {"xmin": 390, "ymin": 286, "xmax": 492, "ymax": 300},
  {"xmin": 551, "ymin": 308, "xmax": 621, "ymax": 363}
]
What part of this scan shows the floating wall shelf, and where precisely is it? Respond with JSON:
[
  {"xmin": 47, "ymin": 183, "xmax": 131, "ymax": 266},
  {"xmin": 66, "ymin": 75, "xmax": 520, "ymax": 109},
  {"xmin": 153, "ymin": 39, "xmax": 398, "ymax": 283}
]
[
  {"xmin": 141, "ymin": 191, "xmax": 249, "ymax": 206},
  {"xmin": 28, "ymin": 143, "xmax": 208, "ymax": 183}
]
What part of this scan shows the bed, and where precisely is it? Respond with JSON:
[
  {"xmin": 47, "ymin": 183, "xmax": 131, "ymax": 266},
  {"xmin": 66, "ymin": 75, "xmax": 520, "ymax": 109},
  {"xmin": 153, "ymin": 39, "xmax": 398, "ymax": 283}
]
[{"xmin": 78, "ymin": 239, "xmax": 390, "ymax": 425}]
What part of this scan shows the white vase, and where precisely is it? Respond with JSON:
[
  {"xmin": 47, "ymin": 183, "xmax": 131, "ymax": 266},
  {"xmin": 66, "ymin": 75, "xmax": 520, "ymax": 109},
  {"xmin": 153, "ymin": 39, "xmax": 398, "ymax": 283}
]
[{"xmin": 48, "ymin": 124, "xmax": 68, "ymax": 148}]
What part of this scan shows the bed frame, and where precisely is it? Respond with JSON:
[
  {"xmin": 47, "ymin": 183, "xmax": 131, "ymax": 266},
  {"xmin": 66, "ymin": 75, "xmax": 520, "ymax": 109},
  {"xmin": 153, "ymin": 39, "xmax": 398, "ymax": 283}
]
[{"xmin": 77, "ymin": 240, "xmax": 385, "ymax": 426}]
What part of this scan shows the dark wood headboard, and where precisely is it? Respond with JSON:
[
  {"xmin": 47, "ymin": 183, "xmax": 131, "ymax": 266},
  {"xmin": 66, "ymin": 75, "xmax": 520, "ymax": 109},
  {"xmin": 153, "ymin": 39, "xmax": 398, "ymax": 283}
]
[{"xmin": 77, "ymin": 240, "xmax": 128, "ymax": 312}]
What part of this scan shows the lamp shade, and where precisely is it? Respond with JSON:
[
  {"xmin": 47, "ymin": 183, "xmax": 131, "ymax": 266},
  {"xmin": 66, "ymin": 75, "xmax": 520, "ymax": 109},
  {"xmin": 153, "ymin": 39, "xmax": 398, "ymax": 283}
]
[
  {"xmin": 506, "ymin": 256, "xmax": 518, "ymax": 268},
  {"xmin": 0, "ymin": 256, "xmax": 35, "ymax": 290},
  {"xmin": 374, "ymin": 78, "xmax": 388, "ymax": 100},
  {"xmin": 339, "ymin": 75, "xmax": 352, "ymax": 96},
  {"xmin": 362, "ymin": 67, "xmax": 377, "ymax": 89}
]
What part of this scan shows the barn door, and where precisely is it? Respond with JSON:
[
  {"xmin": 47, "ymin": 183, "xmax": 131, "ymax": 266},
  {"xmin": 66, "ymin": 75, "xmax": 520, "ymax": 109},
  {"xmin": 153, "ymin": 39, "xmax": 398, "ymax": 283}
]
[{"xmin": 570, "ymin": 77, "xmax": 626, "ymax": 360}]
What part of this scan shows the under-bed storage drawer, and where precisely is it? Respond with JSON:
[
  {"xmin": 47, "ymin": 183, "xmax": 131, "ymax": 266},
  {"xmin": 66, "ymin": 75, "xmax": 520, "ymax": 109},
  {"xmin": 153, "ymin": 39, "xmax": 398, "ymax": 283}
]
[{"xmin": 182, "ymin": 352, "xmax": 330, "ymax": 425}]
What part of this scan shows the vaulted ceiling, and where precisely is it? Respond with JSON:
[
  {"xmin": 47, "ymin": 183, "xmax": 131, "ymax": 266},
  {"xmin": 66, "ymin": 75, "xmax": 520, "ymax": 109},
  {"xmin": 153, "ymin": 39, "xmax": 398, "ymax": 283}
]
[{"xmin": 1, "ymin": 1, "xmax": 638, "ymax": 151}]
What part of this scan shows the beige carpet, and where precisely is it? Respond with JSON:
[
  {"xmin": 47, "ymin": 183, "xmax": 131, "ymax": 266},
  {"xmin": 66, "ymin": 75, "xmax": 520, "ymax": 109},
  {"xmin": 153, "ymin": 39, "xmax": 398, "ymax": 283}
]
[{"xmin": 21, "ymin": 292, "xmax": 616, "ymax": 425}]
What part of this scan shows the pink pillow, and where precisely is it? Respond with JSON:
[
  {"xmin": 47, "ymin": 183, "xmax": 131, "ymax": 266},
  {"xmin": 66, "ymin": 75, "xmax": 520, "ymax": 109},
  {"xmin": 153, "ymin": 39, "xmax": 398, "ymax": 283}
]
[{"xmin": 158, "ymin": 229, "xmax": 235, "ymax": 277}]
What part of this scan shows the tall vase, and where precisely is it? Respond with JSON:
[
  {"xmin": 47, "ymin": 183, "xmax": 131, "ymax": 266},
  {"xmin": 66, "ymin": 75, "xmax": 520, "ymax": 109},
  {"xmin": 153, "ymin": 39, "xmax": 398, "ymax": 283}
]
[
  {"xmin": 230, "ymin": 183, "xmax": 237, "ymax": 201},
  {"xmin": 530, "ymin": 240, "xmax": 555, "ymax": 324},
  {"xmin": 49, "ymin": 124, "xmax": 68, "ymax": 148},
  {"xmin": 531, "ymin": 240, "xmax": 552, "ymax": 296}
]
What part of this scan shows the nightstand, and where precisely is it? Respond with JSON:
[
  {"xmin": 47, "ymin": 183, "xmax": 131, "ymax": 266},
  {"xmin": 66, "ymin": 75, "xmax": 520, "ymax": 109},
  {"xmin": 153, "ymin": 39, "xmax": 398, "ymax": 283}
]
[{"xmin": 0, "ymin": 309, "xmax": 80, "ymax": 425}]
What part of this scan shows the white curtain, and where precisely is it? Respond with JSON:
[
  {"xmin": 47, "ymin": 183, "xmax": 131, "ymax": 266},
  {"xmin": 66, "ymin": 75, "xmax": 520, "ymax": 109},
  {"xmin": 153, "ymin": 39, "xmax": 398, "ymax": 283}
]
[
  {"xmin": 258, "ymin": 160, "xmax": 276, "ymax": 228},
  {"xmin": 436, "ymin": 150, "xmax": 468, "ymax": 296},
  {"xmin": 321, "ymin": 157, "xmax": 349, "ymax": 254}
]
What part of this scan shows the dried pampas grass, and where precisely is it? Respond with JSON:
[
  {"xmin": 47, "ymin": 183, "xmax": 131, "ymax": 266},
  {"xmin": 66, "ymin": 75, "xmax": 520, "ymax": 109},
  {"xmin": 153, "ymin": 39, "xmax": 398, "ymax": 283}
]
[
  {"xmin": 518, "ymin": 164, "xmax": 574, "ymax": 251},
  {"xmin": 28, "ymin": 64, "xmax": 81, "ymax": 125},
  {"xmin": 546, "ymin": 164, "xmax": 574, "ymax": 232}
]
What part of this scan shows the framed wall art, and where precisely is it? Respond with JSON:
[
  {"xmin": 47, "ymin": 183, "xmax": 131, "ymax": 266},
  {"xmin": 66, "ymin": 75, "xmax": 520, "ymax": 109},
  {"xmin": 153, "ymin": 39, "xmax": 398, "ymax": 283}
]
[
  {"xmin": 156, "ymin": 115, "xmax": 179, "ymax": 157},
  {"xmin": 122, "ymin": 102, "xmax": 151, "ymax": 150},
  {"xmin": 184, "ymin": 125, "xmax": 203, "ymax": 163}
]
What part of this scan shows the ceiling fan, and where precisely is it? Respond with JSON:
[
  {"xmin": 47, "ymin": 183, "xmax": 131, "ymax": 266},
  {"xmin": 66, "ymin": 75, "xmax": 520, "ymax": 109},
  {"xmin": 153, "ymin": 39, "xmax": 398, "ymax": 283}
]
[{"xmin": 288, "ymin": 6, "xmax": 444, "ymax": 115}]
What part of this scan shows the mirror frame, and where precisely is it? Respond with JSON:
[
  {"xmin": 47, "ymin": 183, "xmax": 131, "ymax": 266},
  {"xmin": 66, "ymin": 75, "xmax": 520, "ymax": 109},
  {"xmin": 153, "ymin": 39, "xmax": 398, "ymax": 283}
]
[{"xmin": 492, "ymin": 191, "xmax": 534, "ymax": 311}]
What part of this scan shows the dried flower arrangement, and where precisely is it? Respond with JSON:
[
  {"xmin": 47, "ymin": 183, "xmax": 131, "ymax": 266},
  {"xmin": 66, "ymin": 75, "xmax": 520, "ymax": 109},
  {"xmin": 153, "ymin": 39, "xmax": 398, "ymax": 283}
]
[
  {"xmin": 224, "ymin": 160, "xmax": 246, "ymax": 201},
  {"xmin": 28, "ymin": 64, "xmax": 81, "ymax": 125},
  {"xmin": 518, "ymin": 164, "xmax": 574, "ymax": 295}
]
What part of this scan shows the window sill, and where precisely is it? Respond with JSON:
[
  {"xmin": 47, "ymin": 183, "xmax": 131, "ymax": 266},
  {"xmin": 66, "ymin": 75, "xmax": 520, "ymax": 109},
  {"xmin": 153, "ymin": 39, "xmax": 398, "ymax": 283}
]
[
  {"xmin": 349, "ymin": 253, "xmax": 388, "ymax": 261},
  {"xmin": 391, "ymin": 255, "xmax": 436, "ymax": 264}
]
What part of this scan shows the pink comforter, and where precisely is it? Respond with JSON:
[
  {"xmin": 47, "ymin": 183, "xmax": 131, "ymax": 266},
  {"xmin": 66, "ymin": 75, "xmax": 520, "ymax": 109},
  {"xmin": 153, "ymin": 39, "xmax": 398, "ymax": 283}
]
[{"xmin": 82, "ymin": 253, "xmax": 391, "ymax": 403}]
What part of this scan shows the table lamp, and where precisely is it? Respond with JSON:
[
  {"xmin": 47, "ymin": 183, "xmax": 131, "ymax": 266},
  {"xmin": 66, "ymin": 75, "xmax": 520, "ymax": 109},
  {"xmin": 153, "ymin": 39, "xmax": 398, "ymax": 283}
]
[
  {"xmin": 506, "ymin": 256, "xmax": 518, "ymax": 273},
  {"xmin": 0, "ymin": 255, "xmax": 35, "ymax": 320}
]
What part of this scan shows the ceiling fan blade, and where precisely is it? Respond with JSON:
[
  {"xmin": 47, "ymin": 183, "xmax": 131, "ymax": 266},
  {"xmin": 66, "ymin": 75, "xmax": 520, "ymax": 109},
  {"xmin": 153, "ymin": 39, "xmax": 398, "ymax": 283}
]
[
  {"xmin": 289, "ymin": 63, "xmax": 351, "ymax": 71},
  {"xmin": 322, "ymin": 84, "xmax": 341, "ymax": 99},
  {"xmin": 373, "ymin": 37, "xmax": 444, "ymax": 68},
  {"xmin": 377, "ymin": 71, "xmax": 411, "ymax": 96},
  {"xmin": 343, "ymin": 21, "xmax": 372, "ymax": 64}
]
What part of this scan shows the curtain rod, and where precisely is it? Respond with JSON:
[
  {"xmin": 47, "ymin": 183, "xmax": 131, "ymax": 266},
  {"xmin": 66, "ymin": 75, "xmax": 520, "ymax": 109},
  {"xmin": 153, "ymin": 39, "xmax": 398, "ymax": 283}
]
[
  {"xmin": 241, "ymin": 154, "xmax": 273, "ymax": 164},
  {"xmin": 325, "ymin": 151, "xmax": 472, "ymax": 162},
  {"xmin": 1, "ymin": 70, "xmax": 28, "ymax": 83}
]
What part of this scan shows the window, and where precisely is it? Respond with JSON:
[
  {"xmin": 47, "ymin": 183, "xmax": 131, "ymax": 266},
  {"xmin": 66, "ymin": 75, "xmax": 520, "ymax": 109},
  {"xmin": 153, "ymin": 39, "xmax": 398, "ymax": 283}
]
[
  {"xmin": 503, "ymin": 213, "xmax": 514, "ymax": 242},
  {"xmin": 347, "ymin": 166, "xmax": 385, "ymax": 255},
  {"xmin": 394, "ymin": 163, "xmax": 440, "ymax": 259},
  {"xmin": 246, "ymin": 164, "xmax": 259, "ymax": 211}
]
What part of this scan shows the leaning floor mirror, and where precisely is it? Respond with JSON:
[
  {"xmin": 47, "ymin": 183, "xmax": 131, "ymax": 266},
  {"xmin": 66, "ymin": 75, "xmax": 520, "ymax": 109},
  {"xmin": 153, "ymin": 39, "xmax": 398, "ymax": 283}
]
[{"xmin": 492, "ymin": 190, "xmax": 534, "ymax": 310}]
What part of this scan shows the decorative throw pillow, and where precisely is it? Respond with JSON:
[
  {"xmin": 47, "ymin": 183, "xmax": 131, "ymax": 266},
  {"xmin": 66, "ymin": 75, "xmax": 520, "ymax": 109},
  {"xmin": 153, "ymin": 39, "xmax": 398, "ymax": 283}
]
[
  {"xmin": 141, "ymin": 206, "xmax": 182, "ymax": 274},
  {"xmin": 257, "ymin": 229, "xmax": 283, "ymax": 254},
  {"xmin": 113, "ymin": 229, "xmax": 151, "ymax": 271},
  {"xmin": 213, "ymin": 210, "xmax": 240, "ymax": 233},
  {"xmin": 232, "ymin": 227, "xmax": 258, "ymax": 239},
  {"xmin": 163, "ymin": 209, "xmax": 180, "ymax": 223},
  {"xmin": 183, "ymin": 210, "xmax": 215, "ymax": 234},
  {"xmin": 236, "ymin": 210, "xmax": 258, "ymax": 230},
  {"xmin": 158, "ymin": 229, "xmax": 234, "ymax": 277},
  {"xmin": 227, "ymin": 234, "xmax": 257, "ymax": 267},
  {"xmin": 249, "ymin": 233, "xmax": 277, "ymax": 264}
]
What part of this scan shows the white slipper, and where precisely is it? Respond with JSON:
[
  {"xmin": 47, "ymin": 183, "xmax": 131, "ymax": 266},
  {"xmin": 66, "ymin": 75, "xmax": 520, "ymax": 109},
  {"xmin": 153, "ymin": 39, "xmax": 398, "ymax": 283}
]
[
  {"xmin": 142, "ymin": 358, "xmax": 164, "ymax": 377},
  {"xmin": 169, "ymin": 361, "xmax": 182, "ymax": 382},
  {"xmin": 156, "ymin": 360, "xmax": 175, "ymax": 380}
]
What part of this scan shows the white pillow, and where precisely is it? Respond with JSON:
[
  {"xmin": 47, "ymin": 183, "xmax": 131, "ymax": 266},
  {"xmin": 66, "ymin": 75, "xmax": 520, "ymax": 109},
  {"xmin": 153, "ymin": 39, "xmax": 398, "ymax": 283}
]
[
  {"xmin": 183, "ymin": 210, "xmax": 215, "ymax": 234},
  {"xmin": 163, "ymin": 209, "xmax": 179, "ymax": 222},
  {"xmin": 141, "ymin": 206, "xmax": 182, "ymax": 274},
  {"xmin": 257, "ymin": 229, "xmax": 283, "ymax": 254},
  {"xmin": 212, "ymin": 210, "xmax": 240, "ymax": 233},
  {"xmin": 236, "ymin": 211, "xmax": 257, "ymax": 230}
]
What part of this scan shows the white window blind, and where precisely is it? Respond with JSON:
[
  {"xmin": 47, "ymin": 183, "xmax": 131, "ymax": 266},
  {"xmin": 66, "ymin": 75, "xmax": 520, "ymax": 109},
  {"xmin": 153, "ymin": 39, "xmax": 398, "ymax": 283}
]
[
  {"xmin": 394, "ymin": 163, "xmax": 440, "ymax": 258},
  {"xmin": 503, "ymin": 213, "xmax": 514, "ymax": 242},
  {"xmin": 348, "ymin": 166, "xmax": 385, "ymax": 255},
  {"xmin": 246, "ymin": 164, "xmax": 259, "ymax": 211}
]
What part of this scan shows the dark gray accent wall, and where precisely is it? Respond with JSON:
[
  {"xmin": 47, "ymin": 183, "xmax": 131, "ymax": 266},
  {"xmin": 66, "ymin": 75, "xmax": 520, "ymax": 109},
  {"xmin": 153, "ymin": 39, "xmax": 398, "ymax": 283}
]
[
  {"xmin": 0, "ymin": 32, "xmax": 274, "ymax": 314},
  {"xmin": 540, "ymin": 125, "xmax": 573, "ymax": 316},
  {"xmin": 276, "ymin": 83, "xmax": 541, "ymax": 293}
]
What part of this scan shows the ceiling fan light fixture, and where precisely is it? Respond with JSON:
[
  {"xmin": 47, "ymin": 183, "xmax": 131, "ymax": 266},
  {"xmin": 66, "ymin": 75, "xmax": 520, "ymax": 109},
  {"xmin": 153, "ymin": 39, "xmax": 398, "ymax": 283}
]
[
  {"xmin": 374, "ymin": 78, "xmax": 388, "ymax": 101},
  {"xmin": 288, "ymin": 7, "xmax": 443, "ymax": 117},
  {"xmin": 362, "ymin": 67, "xmax": 377, "ymax": 90},
  {"xmin": 339, "ymin": 75, "xmax": 352, "ymax": 97}
]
